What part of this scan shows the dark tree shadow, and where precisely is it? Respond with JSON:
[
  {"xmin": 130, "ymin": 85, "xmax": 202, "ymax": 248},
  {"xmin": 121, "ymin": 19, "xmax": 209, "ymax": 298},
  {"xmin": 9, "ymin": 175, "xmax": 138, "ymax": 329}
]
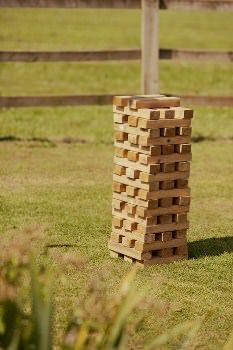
[{"xmin": 188, "ymin": 236, "xmax": 233, "ymax": 259}]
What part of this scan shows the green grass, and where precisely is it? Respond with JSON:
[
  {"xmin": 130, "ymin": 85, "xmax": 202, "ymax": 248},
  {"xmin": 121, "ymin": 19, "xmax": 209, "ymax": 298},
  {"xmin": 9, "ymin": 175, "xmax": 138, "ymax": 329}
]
[
  {"xmin": 0, "ymin": 135, "xmax": 233, "ymax": 349},
  {"xmin": 0, "ymin": 106, "xmax": 233, "ymax": 141},
  {"xmin": 0, "ymin": 9, "xmax": 232, "ymax": 50},
  {"xmin": 0, "ymin": 61, "xmax": 232, "ymax": 96},
  {"xmin": 0, "ymin": 7, "xmax": 233, "ymax": 350}
]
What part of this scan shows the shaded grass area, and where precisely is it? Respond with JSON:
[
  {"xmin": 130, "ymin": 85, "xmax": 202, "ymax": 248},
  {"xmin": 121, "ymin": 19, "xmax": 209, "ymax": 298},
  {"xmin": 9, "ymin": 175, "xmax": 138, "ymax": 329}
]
[
  {"xmin": 0, "ymin": 139, "xmax": 233, "ymax": 349},
  {"xmin": 0, "ymin": 61, "xmax": 232, "ymax": 96},
  {"xmin": 0, "ymin": 9, "xmax": 232, "ymax": 50},
  {"xmin": 0, "ymin": 106, "xmax": 232, "ymax": 142}
]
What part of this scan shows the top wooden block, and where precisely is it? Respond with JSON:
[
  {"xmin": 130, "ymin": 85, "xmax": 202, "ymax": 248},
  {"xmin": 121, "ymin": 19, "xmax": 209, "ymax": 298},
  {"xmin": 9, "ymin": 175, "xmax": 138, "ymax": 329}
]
[
  {"xmin": 113, "ymin": 95, "xmax": 180, "ymax": 109},
  {"xmin": 113, "ymin": 95, "xmax": 193, "ymax": 121}
]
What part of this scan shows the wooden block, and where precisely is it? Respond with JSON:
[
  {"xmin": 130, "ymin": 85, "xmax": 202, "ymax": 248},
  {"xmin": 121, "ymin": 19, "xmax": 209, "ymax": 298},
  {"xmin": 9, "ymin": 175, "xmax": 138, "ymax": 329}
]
[
  {"xmin": 113, "ymin": 95, "xmax": 131, "ymax": 107},
  {"xmin": 161, "ymin": 163, "xmax": 175, "ymax": 173},
  {"xmin": 147, "ymin": 200, "xmax": 159, "ymax": 209},
  {"xmin": 112, "ymin": 199, "xmax": 125, "ymax": 210},
  {"xmin": 173, "ymin": 107, "xmax": 193, "ymax": 119},
  {"xmin": 128, "ymin": 134, "xmax": 139, "ymax": 145},
  {"xmin": 108, "ymin": 241, "xmax": 142, "ymax": 260},
  {"xmin": 112, "ymin": 227, "xmax": 154, "ymax": 244},
  {"xmin": 138, "ymin": 115, "xmax": 192, "ymax": 129},
  {"xmin": 145, "ymin": 188, "xmax": 190, "ymax": 200},
  {"xmin": 139, "ymin": 172, "xmax": 155, "ymax": 183},
  {"xmin": 176, "ymin": 127, "xmax": 192, "ymax": 136},
  {"xmin": 176, "ymin": 162, "xmax": 190, "ymax": 172},
  {"xmin": 138, "ymin": 153, "xmax": 149, "ymax": 165},
  {"xmin": 174, "ymin": 196, "xmax": 190, "ymax": 206},
  {"xmin": 174, "ymin": 230, "xmax": 187, "ymax": 239},
  {"xmin": 161, "ymin": 231, "xmax": 173, "ymax": 242},
  {"xmin": 113, "ymin": 105, "xmax": 125, "ymax": 113},
  {"xmin": 114, "ymin": 144, "xmax": 191, "ymax": 162},
  {"xmin": 113, "ymin": 174, "xmax": 159, "ymax": 191},
  {"xmin": 128, "ymin": 115, "xmax": 138, "ymax": 127},
  {"xmin": 160, "ymin": 180, "xmax": 175, "ymax": 190},
  {"xmin": 157, "ymin": 248, "xmax": 173, "ymax": 258},
  {"xmin": 127, "ymin": 150, "xmax": 139, "ymax": 162},
  {"xmin": 137, "ymin": 135, "xmax": 183, "ymax": 147},
  {"xmin": 160, "ymin": 128, "xmax": 176, "ymax": 137},
  {"xmin": 150, "ymin": 145, "xmax": 161, "ymax": 156},
  {"xmin": 113, "ymin": 217, "xmax": 123, "ymax": 228},
  {"xmin": 112, "ymin": 181, "xmax": 126, "ymax": 193},
  {"xmin": 123, "ymin": 220, "xmax": 137, "ymax": 232},
  {"xmin": 114, "ymin": 123, "xmax": 160, "ymax": 138},
  {"xmin": 126, "ymin": 185, "xmax": 138, "ymax": 197},
  {"xmin": 149, "ymin": 182, "xmax": 159, "ymax": 191},
  {"xmin": 115, "ymin": 156, "xmax": 161, "ymax": 174},
  {"xmin": 130, "ymin": 96, "xmax": 180, "ymax": 109},
  {"xmin": 125, "ymin": 106, "xmax": 161, "ymax": 120},
  {"xmin": 147, "ymin": 128, "xmax": 160, "ymax": 138},
  {"xmin": 113, "ymin": 189, "xmax": 190, "ymax": 207},
  {"xmin": 122, "ymin": 236, "xmax": 135, "ymax": 248},
  {"xmin": 108, "ymin": 242, "xmax": 152, "ymax": 260},
  {"xmin": 162, "ymin": 145, "xmax": 174, "ymax": 155},
  {"xmin": 140, "ymin": 145, "xmax": 151, "ymax": 153},
  {"xmin": 139, "ymin": 109, "xmax": 161, "ymax": 120},
  {"xmin": 113, "ymin": 164, "xmax": 126, "ymax": 176},
  {"xmin": 110, "ymin": 232, "xmax": 123, "ymax": 243},
  {"xmin": 164, "ymin": 109, "xmax": 175, "ymax": 119},
  {"xmin": 136, "ymin": 202, "xmax": 158, "ymax": 218},
  {"xmin": 176, "ymin": 179, "xmax": 188, "ymax": 189},
  {"xmin": 151, "ymin": 164, "xmax": 161, "ymax": 174},
  {"xmin": 175, "ymin": 144, "xmax": 191, "ymax": 154},
  {"xmin": 126, "ymin": 167, "xmax": 140, "ymax": 179},
  {"xmin": 174, "ymin": 213, "xmax": 187, "ymax": 223},
  {"xmin": 126, "ymin": 203, "xmax": 136, "ymax": 216},
  {"xmin": 114, "ymin": 113, "xmax": 128, "ymax": 124},
  {"xmin": 158, "ymin": 214, "xmax": 173, "ymax": 224},
  {"xmin": 175, "ymin": 245, "xmax": 188, "ymax": 256},
  {"xmin": 134, "ymin": 237, "xmax": 187, "ymax": 252},
  {"xmin": 115, "ymin": 148, "xmax": 128, "ymax": 158},
  {"xmin": 136, "ymin": 206, "xmax": 147, "ymax": 218},
  {"xmin": 138, "ymin": 155, "xmax": 161, "ymax": 169},
  {"xmin": 145, "ymin": 216, "xmax": 156, "ymax": 225},
  {"xmin": 138, "ymin": 221, "xmax": 189, "ymax": 235},
  {"xmin": 115, "ymin": 131, "xmax": 128, "ymax": 141},
  {"xmin": 137, "ymin": 188, "xmax": 149, "ymax": 200},
  {"xmin": 138, "ymin": 135, "xmax": 150, "ymax": 146},
  {"xmin": 159, "ymin": 197, "xmax": 173, "ymax": 208},
  {"xmin": 183, "ymin": 109, "xmax": 193, "ymax": 119}
]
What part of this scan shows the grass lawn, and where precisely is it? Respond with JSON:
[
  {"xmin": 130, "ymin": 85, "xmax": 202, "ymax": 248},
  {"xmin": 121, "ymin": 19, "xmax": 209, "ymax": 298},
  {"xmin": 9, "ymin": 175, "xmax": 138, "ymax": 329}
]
[
  {"xmin": 0, "ymin": 7, "xmax": 233, "ymax": 350},
  {"xmin": 0, "ymin": 9, "xmax": 232, "ymax": 50}
]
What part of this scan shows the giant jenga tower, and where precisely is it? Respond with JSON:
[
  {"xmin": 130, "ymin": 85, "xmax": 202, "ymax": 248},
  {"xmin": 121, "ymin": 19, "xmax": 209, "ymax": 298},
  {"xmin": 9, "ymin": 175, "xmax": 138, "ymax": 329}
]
[{"xmin": 108, "ymin": 95, "xmax": 193, "ymax": 267}]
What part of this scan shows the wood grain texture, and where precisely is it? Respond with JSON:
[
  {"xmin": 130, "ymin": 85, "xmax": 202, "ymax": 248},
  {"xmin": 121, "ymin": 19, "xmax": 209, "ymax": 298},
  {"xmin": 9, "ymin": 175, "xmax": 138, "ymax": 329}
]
[
  {"xmin": 0, "ymin": 49, "xmax": 232, "ymax": 62},
  {"xmin": 0, "ymin": 0, "xmax": 232, "ymax": 10},
  {"xmin": 141, "ymin": 0, "xmax": 159, "ymax": 94},
  {"xmin": 0, "ymin": 95, "xmax": 232, "ymax": 108}
]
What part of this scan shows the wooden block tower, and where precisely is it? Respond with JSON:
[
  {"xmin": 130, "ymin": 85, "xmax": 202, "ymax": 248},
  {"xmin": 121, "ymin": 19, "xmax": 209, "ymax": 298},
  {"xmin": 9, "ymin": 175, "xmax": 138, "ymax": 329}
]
[{"xmin": 108, "ymin": 95, "xmax": 193, "ymax": 267}]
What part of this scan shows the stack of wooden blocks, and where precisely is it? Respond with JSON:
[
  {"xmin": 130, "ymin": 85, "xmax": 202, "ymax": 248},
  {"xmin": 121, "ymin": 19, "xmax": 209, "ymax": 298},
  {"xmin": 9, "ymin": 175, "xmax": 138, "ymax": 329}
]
[{"xmin": 108, "ymin": 95, "xmax": 193, "ymax": 267}]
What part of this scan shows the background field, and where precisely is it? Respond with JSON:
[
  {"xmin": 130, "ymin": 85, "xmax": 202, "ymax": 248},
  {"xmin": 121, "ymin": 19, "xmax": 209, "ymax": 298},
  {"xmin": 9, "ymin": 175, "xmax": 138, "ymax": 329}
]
[{"xmin": 0, "ymin": 7, "xmax": 233, "ymax": 350}]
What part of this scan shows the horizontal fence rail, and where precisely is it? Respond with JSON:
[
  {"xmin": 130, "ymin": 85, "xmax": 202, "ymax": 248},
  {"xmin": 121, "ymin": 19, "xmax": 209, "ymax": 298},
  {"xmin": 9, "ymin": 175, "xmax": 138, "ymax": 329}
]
[
  {"xmin": 0, "ymin": 95, "xmax": 232, "ymax": 108},
  {"xmin": 0, "ymin": 49, "xmax": 232, "ymax": 62},
  {"xmin": 0, "ymin": 0, "xmax": 233, "ymax": 10}
]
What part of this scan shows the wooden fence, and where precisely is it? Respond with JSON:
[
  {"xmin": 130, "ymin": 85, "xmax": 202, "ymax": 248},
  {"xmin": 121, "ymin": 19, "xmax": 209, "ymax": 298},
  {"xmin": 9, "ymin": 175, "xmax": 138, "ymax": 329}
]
[{"xmin": 0, "ymin": 0, "xmax": 233, "ymax": 107}]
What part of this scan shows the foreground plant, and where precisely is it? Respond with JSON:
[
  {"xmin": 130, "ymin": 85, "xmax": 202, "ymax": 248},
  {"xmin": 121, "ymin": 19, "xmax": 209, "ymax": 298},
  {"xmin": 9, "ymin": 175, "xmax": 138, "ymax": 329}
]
[{"xmin": 0, "ymin": 226, "xmax": 231, "ymax": 350}]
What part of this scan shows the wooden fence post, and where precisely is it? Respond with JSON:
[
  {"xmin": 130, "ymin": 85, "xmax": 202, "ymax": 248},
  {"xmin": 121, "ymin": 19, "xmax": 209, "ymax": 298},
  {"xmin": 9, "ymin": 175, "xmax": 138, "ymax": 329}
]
[{"xmin": 141, "ymin": 0, "xmax": 159, "ymax": 94}]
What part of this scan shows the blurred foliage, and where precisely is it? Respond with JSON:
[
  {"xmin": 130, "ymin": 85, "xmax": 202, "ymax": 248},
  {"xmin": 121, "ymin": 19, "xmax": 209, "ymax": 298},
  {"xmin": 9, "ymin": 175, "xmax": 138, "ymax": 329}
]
[{"xmin": 0, "ymin": 227, "xmax": 231, "ymax": 350}]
